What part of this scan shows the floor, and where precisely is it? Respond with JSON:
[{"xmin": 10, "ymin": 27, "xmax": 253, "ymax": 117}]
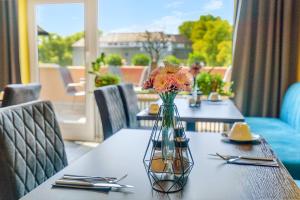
[{"xmin": 64, "ymin": 140, "xmax": 99, "ymax": 163}]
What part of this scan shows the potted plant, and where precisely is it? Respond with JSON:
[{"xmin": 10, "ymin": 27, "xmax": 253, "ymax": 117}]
[
  {"xmin": 89, "ymin": 54, "xmax": 120, "ymax": 87},
  {"xmin": 94, "ymin": 73, "xmax": 120, "ymax": 87},
  {"xmin": 164, "ymin": 55, "xmax": 181, "ymax": 65},
  {"xmin": 105, "ymin": 54, "xmax": 123, "ymax": 77},
  {"xmin": 132, "ymin": 54, "xmax": 150, "ymax": 66},
  {"xmin": 196, "ymin": 72, "xmax": 232, "ymax": 99}
]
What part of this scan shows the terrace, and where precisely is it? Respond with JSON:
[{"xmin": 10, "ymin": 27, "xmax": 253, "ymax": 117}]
[{"xmin": 0, "ymin": 0, "xmax": 300, "ymax": 199}]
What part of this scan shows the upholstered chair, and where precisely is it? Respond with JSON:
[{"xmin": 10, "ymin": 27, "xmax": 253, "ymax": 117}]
[
  {"xmin": 1, "ymin": 83, "xmax": 41, "ymax": 107},
  {"xmin": 94, "ymin": 86, "xmax": 127, "ymax": 140},
  {"xmin": 117, "ymin": 84, "xmax": 140, "ymax": 128},
  {"xmin": 0, "ymin": 101, "xmax": 68, "ymax": 200}
]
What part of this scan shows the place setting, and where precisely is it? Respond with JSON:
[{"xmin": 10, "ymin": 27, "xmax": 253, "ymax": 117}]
[
  {"xmin": 205, "ymin": 122, "xmax": 280, "ymax": 168},
  {"xmin": 52, "ymin": 174, "xmax": 134, "ymax": 192}
]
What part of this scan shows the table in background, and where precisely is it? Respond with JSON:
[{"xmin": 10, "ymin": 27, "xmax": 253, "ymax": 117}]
[
  {"xmin": 20, "ymin": 129, "xmax": 300, "ymax": 200},
  {"xmin": 137, "ymin": 98, "xmax": 244, "ymax": 131}
]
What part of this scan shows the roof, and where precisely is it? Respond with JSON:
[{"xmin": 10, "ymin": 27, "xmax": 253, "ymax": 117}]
[
  {"xmin": 72, "ymin": 32, "xmax": 190, "ymax": 47},
  {"xmin": 38, "ymin": 26, "xmax": 49, "ymax": 35}
]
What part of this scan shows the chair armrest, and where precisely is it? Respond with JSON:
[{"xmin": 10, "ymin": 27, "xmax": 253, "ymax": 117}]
[{"xmin": 67, "ymin": 82, "xmax": 85, "ymax": 87}]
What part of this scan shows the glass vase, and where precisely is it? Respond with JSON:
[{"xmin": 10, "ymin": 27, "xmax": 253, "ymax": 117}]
[
  {"xmin": 160, "ymin": 92, "xmax": 176, "ymax": 162},
  {"xmin": 143, "ymin": 92, "xmax": 194, "ymax": 193}
]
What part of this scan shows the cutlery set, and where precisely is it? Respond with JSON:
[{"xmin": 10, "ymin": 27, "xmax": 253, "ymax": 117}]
[
  {"xmin": 52, "ymin": 153, "xmax": 278, "ymax": 192},
  {"xmin": 52, "ymin": 174, "xmax": 134, "ymax": 191},
  {"xmin": 210, "ymin": 153, "xmax": 279, "ymax": 167}
]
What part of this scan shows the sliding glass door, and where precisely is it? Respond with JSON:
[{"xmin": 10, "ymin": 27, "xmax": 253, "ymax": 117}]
[{"xmin": 27, "ymin": 0, "xmax": 98, "ymax": 141}]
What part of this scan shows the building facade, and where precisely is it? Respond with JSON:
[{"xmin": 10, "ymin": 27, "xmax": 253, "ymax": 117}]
[{"xmin": 72, "ymin": 32, "xmax": 191, "ymax": 66}]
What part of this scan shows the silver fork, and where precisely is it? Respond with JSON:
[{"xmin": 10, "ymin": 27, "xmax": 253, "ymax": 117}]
[
  {"xmin": 213, "ymin": 153, "xmax": 275, "ymax": 162},
  {"xmin": 215, "ymin": 153, "xmax": 279, "ymax": 167}
]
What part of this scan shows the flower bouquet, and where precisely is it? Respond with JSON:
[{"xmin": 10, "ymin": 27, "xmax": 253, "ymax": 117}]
[{"xmin": 143, "ymin": 62, "xmax": 192, "ymax": 149}]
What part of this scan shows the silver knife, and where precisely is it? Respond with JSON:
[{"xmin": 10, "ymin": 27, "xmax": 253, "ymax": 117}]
[
  {"xmin": 62, "ymin": 174, "xmax": 116, "ymax": 182},
  {"xmin": 227, "ymin": 160, "xmax": 279, "ymax": 167},
  {"xmin": 55, "ymin": 179, "xmax": 134, "ymax": 189}
]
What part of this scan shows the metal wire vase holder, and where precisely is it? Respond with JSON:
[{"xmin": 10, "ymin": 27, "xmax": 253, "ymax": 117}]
[{"xmin": 143, "ymin": 104, "xmax": 194, "ymax": 193}]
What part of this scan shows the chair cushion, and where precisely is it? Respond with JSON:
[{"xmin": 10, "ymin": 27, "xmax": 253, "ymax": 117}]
[
  {"xmin": 280, "ymin": 82, "xmax": 300, "ymax": 132},
  {"xmin": 246, "ymin": 117, "xmax": 300, "ymax": 179},
  {"xmin": 246, "ymin": 117, "xmax": 299, "ymax": 136},
  {"xmin": 117, "ymin": 84, "xmax": 140, "ymax": 128},
  {"xmin": 0, "ymin": 101, "xmax": 68, "ymax": 200}
]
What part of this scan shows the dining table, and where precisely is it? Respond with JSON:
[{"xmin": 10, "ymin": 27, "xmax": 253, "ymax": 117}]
[
  {"xmin": 20, "ymin": 129, "xmax": 300, "ymax": 200},
  {"xmin": 137, "ymin": 98, "xmax": 245, "ymax": 131}
]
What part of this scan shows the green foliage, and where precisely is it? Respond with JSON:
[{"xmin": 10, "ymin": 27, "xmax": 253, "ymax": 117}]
[
  {"xmin": 188, "ymin": 52, "xmax": 206, "ymax": 65},
  {"xmin": 105, "ymin": 54, "xmax": 123, "ymax": 66},
  {"xmin": 164, "ymin": 55, "xmax": 181, "ymax": 65},
  {"xmin": 216, "ymin": 41, "xmax": 232, "ymax": 66},
  {"xmin": 196, "ymin": 72, "xmax": 232, "ymax": 96},
  {"xmin": 94, "ymin": 73, "xmax": 120, "ymax": 87},
  {"xmin": 91, "ymin": 53, "xmax": 106, "ymax": 73},
  {"xmin": 132, "ymin": 54, "xmax": 150, "ymax": 66},
  {"xmin": 38, "ymin": 32, "xmax": 84, "ymax": 66},
  {"xmin": 89, "ymin": 53, "xmax": 106, "ymax": 78},
  {"xmin": 179, "ymin": 15, "xmax": 232, "ymax": 66},
  {"xmin": 179, "ymin": 21, "xmax": 195, "ymax": 40},
  {"xmin": 89, "ymin": 54, "xmax": 120, "ymax": 87}
]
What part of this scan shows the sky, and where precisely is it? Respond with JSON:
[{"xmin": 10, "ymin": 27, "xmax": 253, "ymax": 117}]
[{"xmin": 37, "ymin": 0, "xmax": 234, "ymax": 36}]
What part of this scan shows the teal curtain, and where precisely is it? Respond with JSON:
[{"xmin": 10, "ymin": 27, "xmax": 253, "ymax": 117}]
[{"xmin": 0, "ymin": 0, "xmax": 21, "ymax": 90}]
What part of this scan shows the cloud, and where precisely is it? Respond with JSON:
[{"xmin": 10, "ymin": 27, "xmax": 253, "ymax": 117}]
[
  {"xmin": 165, "ymin": 1, "xmax": 184, "ymax": 9},
  {"xmin": 204, "ymin": 0, "xmax": 223, "ymax": 11},
  {"xmin": 109, "ymin": 12, "xmax": 184, "ymax": 34}
]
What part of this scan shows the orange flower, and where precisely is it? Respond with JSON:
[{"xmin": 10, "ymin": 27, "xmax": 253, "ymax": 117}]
[{"xmin": 143, "ymin": 63, "xmax": 192, "ymax": 93}]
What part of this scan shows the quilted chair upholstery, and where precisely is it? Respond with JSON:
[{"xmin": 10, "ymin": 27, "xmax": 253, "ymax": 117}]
[
  {"xmin": 0, "ymin": 101, "xmax": 68, "ymax": 200},
  {"xmin": 94, "ymin": 86, "xmax": 127, "ymax": 140},
  {"xmin": 117, "ymin": 84, "xmax": 140, "ymax": 128},
  {"xmin": 1, "ymin": 83, "xmax": 42, "ymax": 107}
]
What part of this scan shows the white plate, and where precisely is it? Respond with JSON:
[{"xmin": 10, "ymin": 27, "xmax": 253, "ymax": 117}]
[{"xmin": 228, "ymin": 133, "xmax": 261, "ymax": 143}]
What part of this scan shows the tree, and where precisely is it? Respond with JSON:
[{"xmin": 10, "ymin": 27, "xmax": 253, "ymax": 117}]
[
  {"xmin": 178, "ymin": 21, "xmax": 195, "ymax": 40},
  {"xmin": 188, "ymin": 52, "xmax": 206, "ymax": 65},
  {"xmin": 38, "ymin": 32, "xmax": 84, "ymax": 66},
  {"xmin": 179, "ymin": 15, "xmax": 232, "ymax": 66},
  {"xmin": 142, "ymin": 31, "xmax": 168, "ymax": 71}
]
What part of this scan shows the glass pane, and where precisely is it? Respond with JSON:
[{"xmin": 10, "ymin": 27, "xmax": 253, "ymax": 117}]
[
  {"xmin": 37, "ymin": 3, "xmax": 86, "ymax": 135},
  {"xmin": 97, "ymin": 0, "xmax": 234, "ymax": 129}
]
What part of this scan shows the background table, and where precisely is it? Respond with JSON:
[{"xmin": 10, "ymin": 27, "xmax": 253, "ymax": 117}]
[
  {"xmin": 21, "ymin": 129, "xmax": 300, "ymax": 200},
  {"xmin": 137, "ymin": 98, "xmax": 245, "ymax": 131}
]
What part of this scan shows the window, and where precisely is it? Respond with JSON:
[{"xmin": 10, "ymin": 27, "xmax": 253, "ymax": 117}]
[{"xmin": 98, "ymin": 0, "xmax": 234, "ymax": 68}]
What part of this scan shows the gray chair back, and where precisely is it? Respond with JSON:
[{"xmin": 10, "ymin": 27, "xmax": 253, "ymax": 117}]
[
  {"xmin": 1, "ymin": 83, "xmax": 41, "ymax": 107},
  {"xmin": 117, "ymin": 84, "xmax": 140, "ymax": 128},
  {"xmin": 94, "ymin": 86, "xmax": 127, "ymax": 140},
  {"xmin": 58, "ymin": 67, "xmax": 77, "ymax": 94},
  {"xmin": 0, "ymin": 101, "xmax": 68, "ymax": 200}
]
